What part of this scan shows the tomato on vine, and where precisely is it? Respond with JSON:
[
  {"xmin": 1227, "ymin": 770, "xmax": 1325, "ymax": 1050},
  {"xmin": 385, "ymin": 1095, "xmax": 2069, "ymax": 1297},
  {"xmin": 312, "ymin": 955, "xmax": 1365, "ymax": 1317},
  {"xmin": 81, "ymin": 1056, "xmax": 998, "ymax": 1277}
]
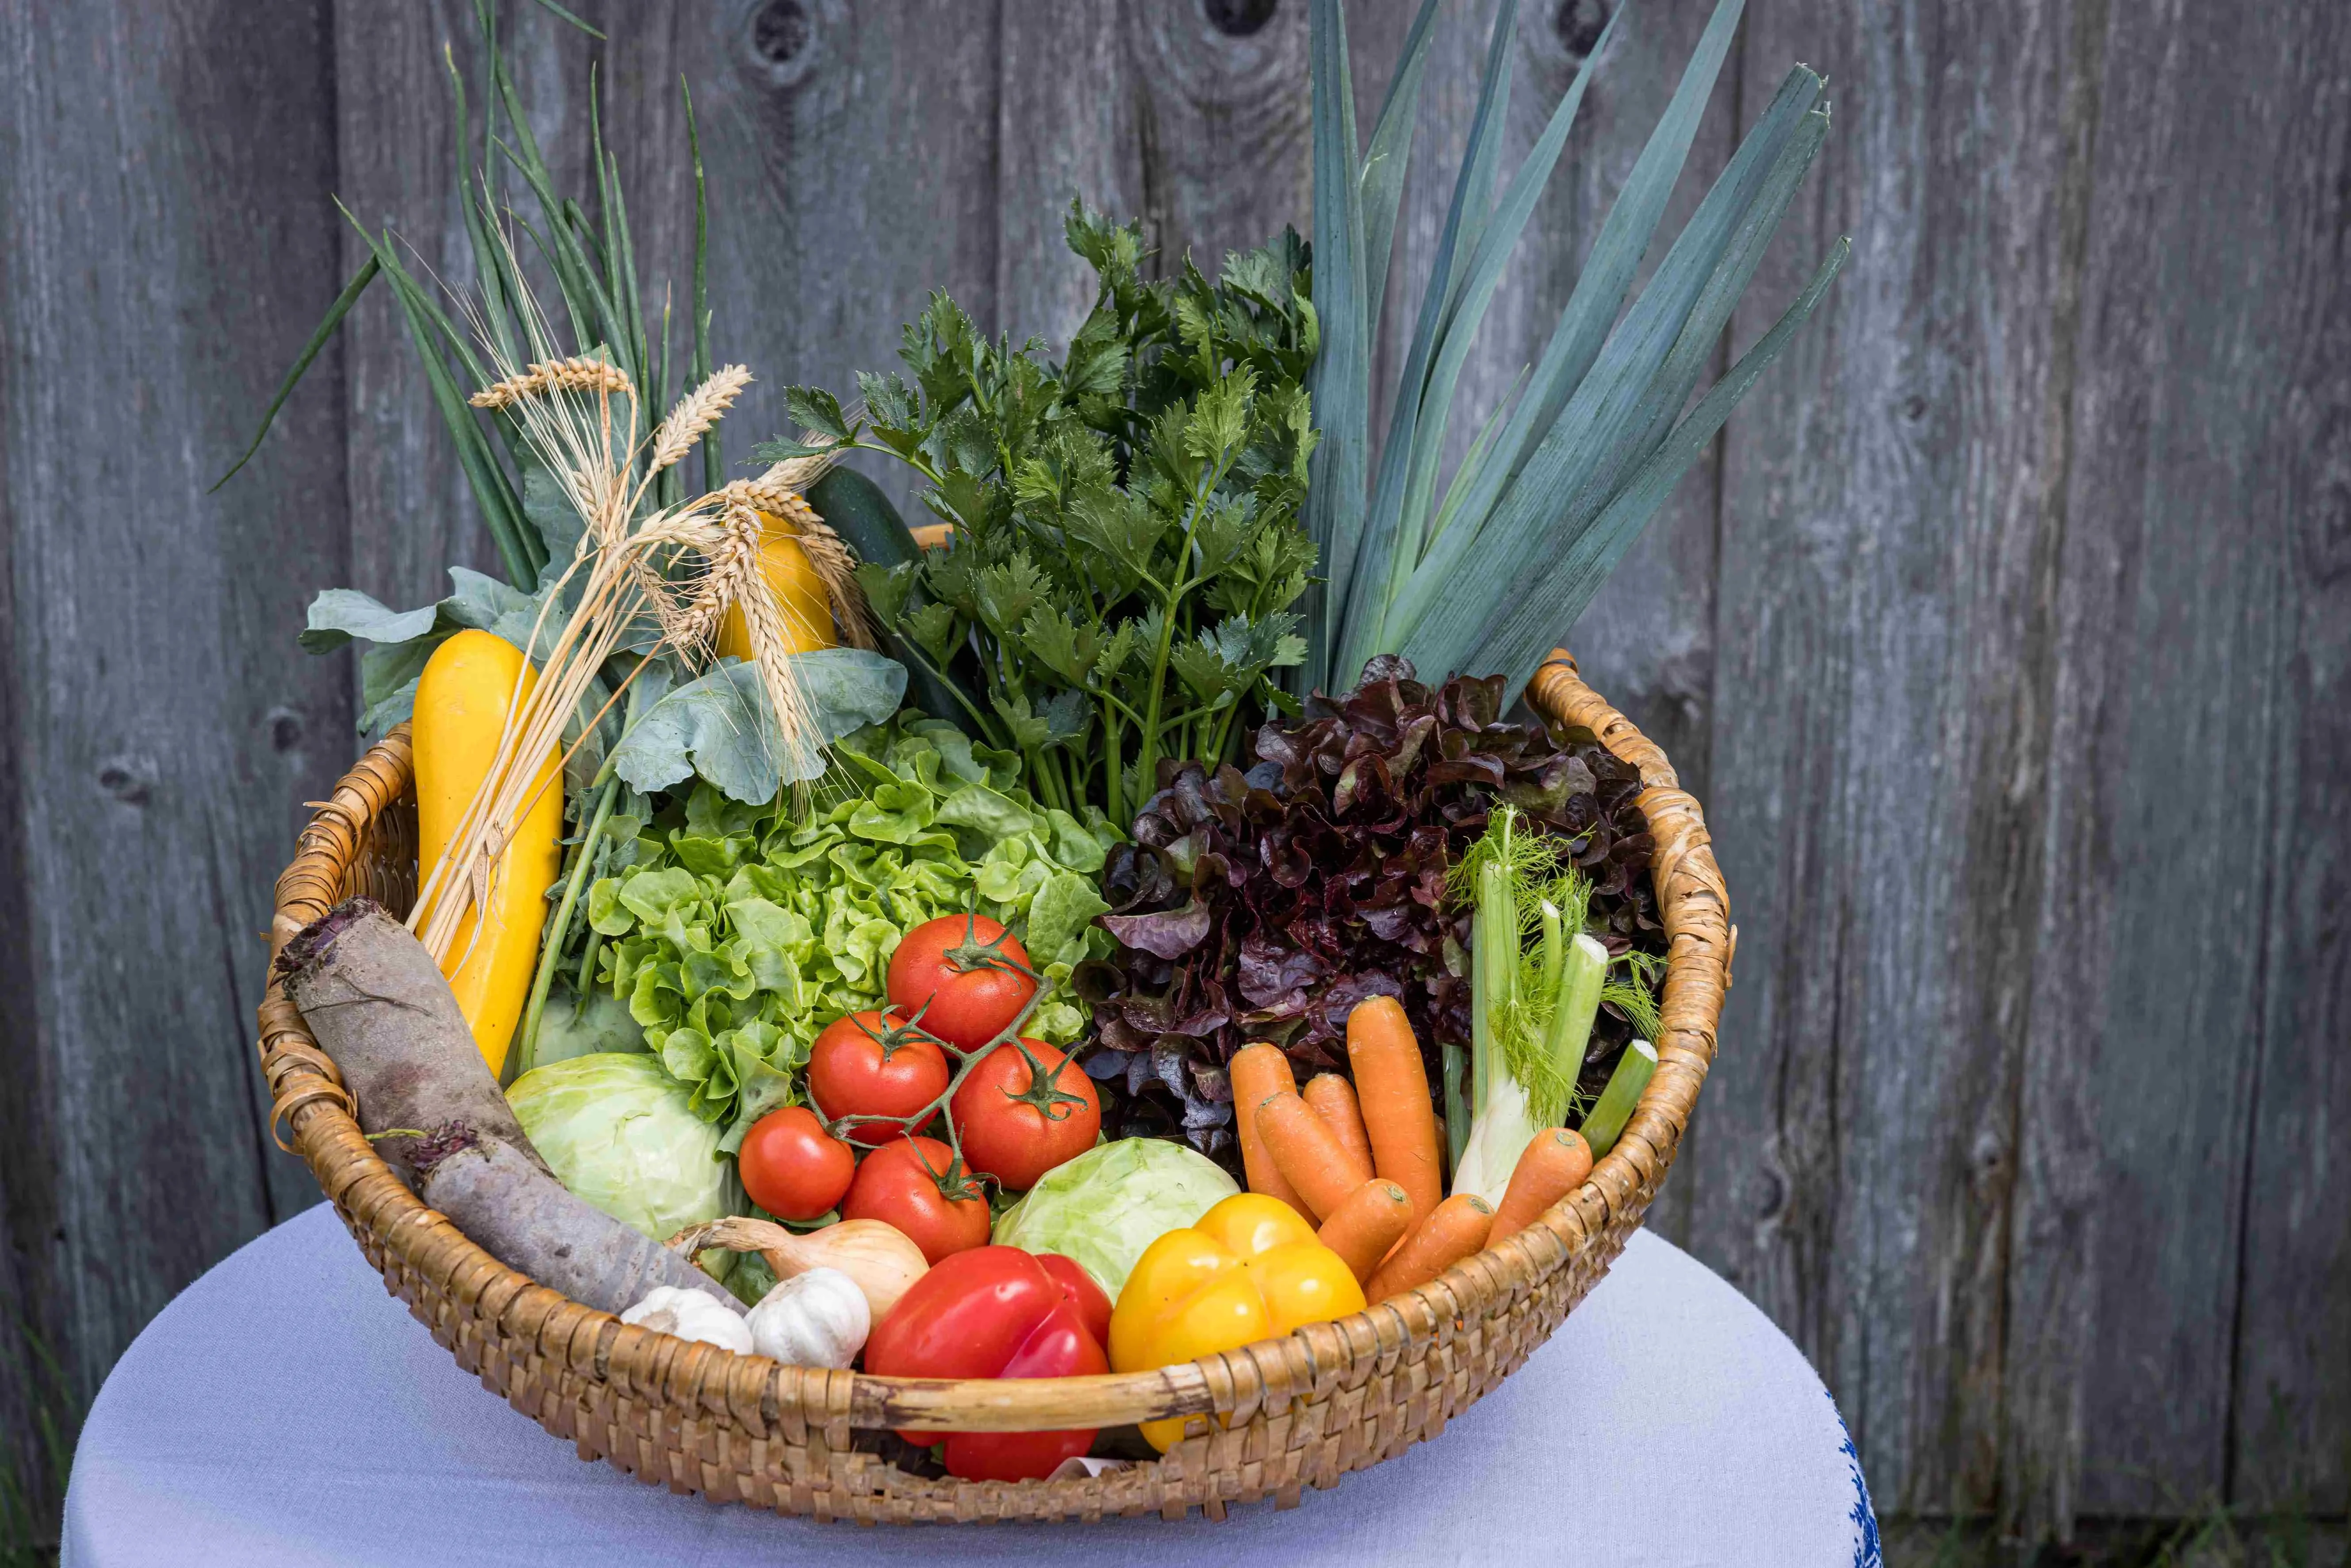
[
  {"xmin": 736, "ymin": 1105, "xmax": 854, "ymax": 1221},
  {"xmin": 950, "ymin": 1038, "xmax": 1101, "ymax": 1192},
  {"xmin": 887, "ymin": 914, "xmax": 1036, "ymax": 1052},
  {"xmin": 807, "ymin": 1010, "xmax": 949, "ymax": 1146},
  {"xmin": 841, "ymin": 1135, "xmax": 992, "ymax": 1264}
]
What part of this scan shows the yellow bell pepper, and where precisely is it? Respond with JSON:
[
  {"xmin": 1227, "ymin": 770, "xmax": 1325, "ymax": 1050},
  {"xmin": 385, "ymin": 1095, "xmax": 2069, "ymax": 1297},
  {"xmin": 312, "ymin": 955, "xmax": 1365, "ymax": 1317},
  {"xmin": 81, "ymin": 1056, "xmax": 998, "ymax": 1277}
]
[{"xmin": 1109, "ymin": 1194, "xmax": 1367, "ymax": 1450}]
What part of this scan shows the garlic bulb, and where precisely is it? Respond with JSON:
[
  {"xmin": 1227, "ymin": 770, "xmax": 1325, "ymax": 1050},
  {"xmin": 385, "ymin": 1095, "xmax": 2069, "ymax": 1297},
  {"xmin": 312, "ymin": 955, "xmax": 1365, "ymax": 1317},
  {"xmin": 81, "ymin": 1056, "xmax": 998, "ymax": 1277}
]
[
  {"xmin": 669, "ymin": 1215, "xmax": 928, "ymax": 1323},
  {"xmin": 746, "ymin": 1266, "xmax": 870, "ymax": 1368},
  {"xmin": 620, "ymin": 1285, "xmax": 753, "ymax": 1354}
]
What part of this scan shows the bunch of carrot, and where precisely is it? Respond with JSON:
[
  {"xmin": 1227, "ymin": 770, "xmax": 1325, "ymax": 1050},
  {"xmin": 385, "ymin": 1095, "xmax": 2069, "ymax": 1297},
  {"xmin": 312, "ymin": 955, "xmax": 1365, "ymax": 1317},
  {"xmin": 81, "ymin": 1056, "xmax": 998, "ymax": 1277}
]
[{"xmin": 1234, "ymin": 997, "xmax": 1598, "ymax": 1304}]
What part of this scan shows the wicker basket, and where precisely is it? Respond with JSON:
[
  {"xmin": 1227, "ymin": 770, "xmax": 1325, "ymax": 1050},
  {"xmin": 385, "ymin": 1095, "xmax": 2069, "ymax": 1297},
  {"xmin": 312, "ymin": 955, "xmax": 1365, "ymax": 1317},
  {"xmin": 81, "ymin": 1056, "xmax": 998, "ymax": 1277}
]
[{"xmin": 255, "ymin": 649, "xmax": 1729, "ymax": 1525}]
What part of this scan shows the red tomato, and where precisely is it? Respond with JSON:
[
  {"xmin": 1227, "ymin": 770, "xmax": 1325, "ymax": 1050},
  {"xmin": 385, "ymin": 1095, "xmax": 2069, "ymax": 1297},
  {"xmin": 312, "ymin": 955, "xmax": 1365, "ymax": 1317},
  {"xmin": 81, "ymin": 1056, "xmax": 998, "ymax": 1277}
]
[
  {"xmin": 840, "ymin": 1135, "xmax": 991, "ymax": 1264},
  {"xmin": 1036, "ymin": 1254, "xmax": 1112, "ymax": 1349},
  {"xmin": 886, "ymin": 914, "xmax": 1037, "ymax": 1051},
  {"xmin": 864, "ymin": 1245, "xmax": 1109, "ymax": 1480},
  {"xmin": 735, "ymin": 1105, "xmax": 854, "ymax": 1221},
  {"xmin": 949, "ymin": 1038, "xmax": 1101, "ymax": 1191},
  {"xmin": 807, "ymin": 1009, "xmax": 949, "ymax": 1146}
]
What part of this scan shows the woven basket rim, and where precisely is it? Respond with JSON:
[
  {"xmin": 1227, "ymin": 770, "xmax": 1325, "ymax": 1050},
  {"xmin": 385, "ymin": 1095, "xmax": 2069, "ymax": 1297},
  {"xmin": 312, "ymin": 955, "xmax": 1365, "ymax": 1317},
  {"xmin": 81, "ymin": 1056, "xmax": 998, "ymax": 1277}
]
[{"xmin": 256, "ymin": 648, "xmax": 1730, "ymax": 1438}]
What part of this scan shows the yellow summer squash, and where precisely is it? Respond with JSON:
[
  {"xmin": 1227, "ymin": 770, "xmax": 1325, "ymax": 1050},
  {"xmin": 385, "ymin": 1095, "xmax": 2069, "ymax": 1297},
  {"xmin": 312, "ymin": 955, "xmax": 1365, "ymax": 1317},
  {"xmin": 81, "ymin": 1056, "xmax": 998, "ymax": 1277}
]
[{"xmin": 412, "ymin": 629, "xmax": 563, "ymax": 1077}]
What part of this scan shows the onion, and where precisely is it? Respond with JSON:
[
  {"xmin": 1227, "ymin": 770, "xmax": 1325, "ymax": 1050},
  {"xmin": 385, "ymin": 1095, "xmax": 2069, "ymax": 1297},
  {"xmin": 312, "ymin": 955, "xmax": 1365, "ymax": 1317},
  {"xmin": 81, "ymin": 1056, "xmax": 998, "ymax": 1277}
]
[{"xmin": 670, "ymin": 1215, "xmax": 928, "ymax": 1323}]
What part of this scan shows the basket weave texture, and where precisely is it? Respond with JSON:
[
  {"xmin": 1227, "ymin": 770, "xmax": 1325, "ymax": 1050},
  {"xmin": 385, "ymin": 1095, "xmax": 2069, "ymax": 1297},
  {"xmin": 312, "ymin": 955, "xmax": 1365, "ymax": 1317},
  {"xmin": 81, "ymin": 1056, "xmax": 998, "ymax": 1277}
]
[{"xmin": 256, "ymin": 649, "xmax": 1730, "ymax": 1525}]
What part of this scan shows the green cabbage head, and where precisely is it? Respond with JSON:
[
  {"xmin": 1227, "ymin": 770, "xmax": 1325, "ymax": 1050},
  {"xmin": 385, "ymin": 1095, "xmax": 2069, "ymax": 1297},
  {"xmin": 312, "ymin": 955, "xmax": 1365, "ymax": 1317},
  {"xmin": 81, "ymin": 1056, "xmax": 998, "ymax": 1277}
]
[
  {"xmin": 991, "ymin": 1139, "xmax": 1239, "ymax": 1299},
  {"xmin": 508, "ymin": 1053, "xmax": 733, "ymax": 1241}
]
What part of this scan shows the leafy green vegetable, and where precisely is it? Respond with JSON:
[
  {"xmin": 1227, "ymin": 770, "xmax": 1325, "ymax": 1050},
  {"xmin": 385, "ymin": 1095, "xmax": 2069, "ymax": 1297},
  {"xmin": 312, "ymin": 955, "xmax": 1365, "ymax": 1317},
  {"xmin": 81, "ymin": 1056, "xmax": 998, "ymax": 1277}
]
[
  {"xmin": 607, "ymin": 650, "xmax": 907, "ymax": 802},
  {"xmin": 526, "ymin": 980, "xmax": 649, "ymax": 1067},
  {"xmin": 1082, "ymin": 659, "xmax": 1662, "ymax": 1169},
  {"xmin": 507, "ymin": 1052, "xmax": 735, "ymax": 1241},
  {"xmin": 574, "ymin": 716, "xmax": 1116, "ymax": 1144},
  {"xmin": 990, "ymin": 1138, "xmax": 1239, "ymax": 1298},
  {"xmin": 1304, "ymin": 0, "xmax": 1848, "ymax": 702},
  {"xmin": 778, "ymin": 204, "xmax": 1320, "ymax": 825}
]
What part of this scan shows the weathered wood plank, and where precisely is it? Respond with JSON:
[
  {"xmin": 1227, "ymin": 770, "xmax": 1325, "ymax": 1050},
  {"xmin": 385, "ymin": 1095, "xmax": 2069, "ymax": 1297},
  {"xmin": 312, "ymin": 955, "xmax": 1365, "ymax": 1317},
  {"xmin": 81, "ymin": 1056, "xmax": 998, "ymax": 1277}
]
[
  {"xmin": 333, "ymin": 0, "xmax": 510, "ymax": 613},
  {"xmin": 1126, "ymin": 2, "xmax": 1315, "ymax": 284},
  {"xmin": 651, "ymin": 0, "xmax": 1008, "ymax": 511},
  {"xmin": 997, "ymin": 3, "xmax": 1143, "ymax": 349},
  {"xmin": 1696, "ymin": 0, "xmax": 2098, "ymax": 1520},
  {"xmin": 0, "ymin": 0, "xmax": 350, "ymax": 1530},
  {"xmin": 2013, "ymin": 0, "xmax": 2351, "ymax": 1524},
  {"xmin": 336, "ymin": 0, "xmax": 1009, "ymax": 533},
  {"xmin": 2200, "ymin": 0, "xmax": 2351, "ymax": 1518}
]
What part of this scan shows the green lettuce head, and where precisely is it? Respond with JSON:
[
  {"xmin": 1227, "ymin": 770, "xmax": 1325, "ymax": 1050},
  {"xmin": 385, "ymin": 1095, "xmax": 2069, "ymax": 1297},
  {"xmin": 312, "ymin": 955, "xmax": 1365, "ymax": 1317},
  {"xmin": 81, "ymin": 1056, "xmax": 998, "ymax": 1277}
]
[
  {"xmin": 583, "ymin": 714, "xmax": 1119, "ymax": 1145},
  {"xmin": 507, "ymin": 1053, "xmax": 733, "ymax": 1241},
  {"xmin": 991, "ymin": 1138, "xmax": 1239, "ymax": 1298}
]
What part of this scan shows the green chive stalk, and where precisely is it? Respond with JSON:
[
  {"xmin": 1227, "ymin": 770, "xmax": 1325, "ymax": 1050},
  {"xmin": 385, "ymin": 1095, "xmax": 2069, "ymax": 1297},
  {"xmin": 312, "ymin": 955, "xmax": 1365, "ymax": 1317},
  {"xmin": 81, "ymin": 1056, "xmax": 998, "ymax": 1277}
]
[
  {"xmin": 513, "ymin": 769, "xmax": 619, "ymax": 1077},
  {"xmin": 1579, "ymin": 1039, "xmax": 1658, "ymax": 1158}
]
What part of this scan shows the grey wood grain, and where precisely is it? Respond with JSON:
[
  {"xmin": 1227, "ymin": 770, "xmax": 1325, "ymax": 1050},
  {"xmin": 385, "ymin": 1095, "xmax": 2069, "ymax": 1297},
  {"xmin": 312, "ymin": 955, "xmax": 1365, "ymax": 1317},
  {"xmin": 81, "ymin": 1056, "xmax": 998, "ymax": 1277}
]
[
  {"xmin": 997, "ymin": 3, "xmax": 1144, "ymax": 350},
  {"xmin": 1696, "ymin": 0, "xmax": 2103, "ymax": 1522},
  {"xmin": 2198, "ymin": 0, "xmax": 2351, "ymax": 1518},
  {"xmin": 1126, "ymin": 1, "xmax": 1315, "ymax": 284},
  {"xmin": 658, "ymin": 0, "xmax": 1007, "ymax": 514},
  {"xmin": 2018, "ymin": 0, "xmax": 2351, "ymax": 1522},
  {"xmin": 0, "ymin": 0, "xmax": 351, "ymax": 1530},
  {"xmin": 333, "ymin": 0, "xmax": 511, "ymax": 614}
]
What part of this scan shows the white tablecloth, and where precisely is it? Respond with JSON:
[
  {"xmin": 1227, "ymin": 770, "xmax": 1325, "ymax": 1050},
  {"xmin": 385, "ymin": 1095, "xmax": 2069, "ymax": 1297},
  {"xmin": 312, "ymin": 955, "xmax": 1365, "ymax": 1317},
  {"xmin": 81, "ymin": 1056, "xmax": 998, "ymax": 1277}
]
[{"xmin": 65, "ymin": 1203, "xmax": 1878, "ymax": 1566}]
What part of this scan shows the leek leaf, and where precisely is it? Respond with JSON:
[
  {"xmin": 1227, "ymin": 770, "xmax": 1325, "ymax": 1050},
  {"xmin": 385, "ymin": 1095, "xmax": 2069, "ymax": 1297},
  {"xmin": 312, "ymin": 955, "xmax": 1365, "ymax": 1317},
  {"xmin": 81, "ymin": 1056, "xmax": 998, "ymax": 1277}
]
[
  {"xmin": 1357, "ymin": 0, "xmax": 1444, "ymax": 334},
  {"xmin": 1304, "ymin": 0, "xmax": 1370, "ymax": 687},
  {"xmin": 1393, "ymin": 63, "xmax": 1825, "ymax": 676},
  {"xmin": 1345, "ymin": 0, "xmax": 1519, "ymax": 674},
  {"xmin": 1469, "ymin": 234, "xmax": 1850, "ymax": 699}
]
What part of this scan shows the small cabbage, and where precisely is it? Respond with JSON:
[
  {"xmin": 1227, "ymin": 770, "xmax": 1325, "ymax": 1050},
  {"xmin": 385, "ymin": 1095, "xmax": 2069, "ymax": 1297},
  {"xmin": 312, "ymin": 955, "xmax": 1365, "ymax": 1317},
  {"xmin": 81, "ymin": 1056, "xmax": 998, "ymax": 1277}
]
[
  {"xmin": 508, "ymin": 1053, "xmax": 731, "ymax": 1241},
  {"xmin": 991, "ymin": 1139, "xmax": 1239, "ymax": 1298}
]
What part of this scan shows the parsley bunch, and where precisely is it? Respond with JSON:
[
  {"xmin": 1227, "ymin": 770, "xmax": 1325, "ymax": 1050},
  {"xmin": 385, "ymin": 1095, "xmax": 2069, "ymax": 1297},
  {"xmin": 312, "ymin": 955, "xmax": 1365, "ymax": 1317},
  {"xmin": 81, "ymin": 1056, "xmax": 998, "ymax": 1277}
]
[{"xmin": 772, "ymin": 204, "xmax": 1320, "ymax": 828}]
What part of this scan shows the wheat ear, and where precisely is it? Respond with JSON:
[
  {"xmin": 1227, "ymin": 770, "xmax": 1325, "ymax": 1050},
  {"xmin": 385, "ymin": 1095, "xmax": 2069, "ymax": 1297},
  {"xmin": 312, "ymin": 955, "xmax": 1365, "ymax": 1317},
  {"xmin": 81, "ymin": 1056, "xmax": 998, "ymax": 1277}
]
[
  {"xmin": 647, "ymin": 364, "xmax": 752, "ymax": 477},
  {"xmin": 470, "ymin": 356, "xmax": 634, "ymax": 410}
]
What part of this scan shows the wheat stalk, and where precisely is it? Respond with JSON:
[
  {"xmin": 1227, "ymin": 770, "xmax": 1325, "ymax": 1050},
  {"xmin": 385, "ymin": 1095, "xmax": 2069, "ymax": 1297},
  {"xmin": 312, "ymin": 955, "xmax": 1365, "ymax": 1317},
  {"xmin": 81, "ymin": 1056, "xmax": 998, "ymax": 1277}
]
[
  {"xmin": 721, "ymin": 473, "xmax": 878, "ymax": 651},
  {"xmin": 410, "ymin": 337, "xmax": 816, "ymax": 968},
  {"xmin": 646, "ymin": 364, "xmax": 751, "ymax": 479},
  {"xmin": 469, "ymin": 356, "xmax": 633, "ymax": 410}
]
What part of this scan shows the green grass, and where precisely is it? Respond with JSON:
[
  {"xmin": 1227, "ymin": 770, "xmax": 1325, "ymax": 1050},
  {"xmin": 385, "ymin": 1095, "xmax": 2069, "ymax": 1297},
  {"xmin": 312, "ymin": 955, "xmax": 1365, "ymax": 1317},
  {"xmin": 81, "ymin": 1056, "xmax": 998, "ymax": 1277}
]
[
  {"xmin": 0, "ymin": 1319, "xmax": 78, "ymax": 1568},
  {"xmin": 1882, "ymin": 1507, "xmax": 2348, "ymax": 1568}
]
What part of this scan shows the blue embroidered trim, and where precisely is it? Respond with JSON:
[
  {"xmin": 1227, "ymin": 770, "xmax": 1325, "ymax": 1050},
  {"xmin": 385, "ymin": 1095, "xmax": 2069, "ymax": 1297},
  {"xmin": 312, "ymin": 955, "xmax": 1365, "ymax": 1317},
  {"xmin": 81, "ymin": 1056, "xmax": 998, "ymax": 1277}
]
[{"xmin": 1833, "ymin": 1392, "xmax": 1883, "ymax": 1568}]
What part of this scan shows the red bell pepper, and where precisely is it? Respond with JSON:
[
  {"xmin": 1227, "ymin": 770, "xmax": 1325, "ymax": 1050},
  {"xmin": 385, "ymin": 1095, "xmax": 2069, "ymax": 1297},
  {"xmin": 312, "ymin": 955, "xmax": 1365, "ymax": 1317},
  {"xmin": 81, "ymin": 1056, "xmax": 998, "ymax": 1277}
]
[{"xmin": 863, "ymin": 1245, "xmax": 1113, "ymax": 1481}]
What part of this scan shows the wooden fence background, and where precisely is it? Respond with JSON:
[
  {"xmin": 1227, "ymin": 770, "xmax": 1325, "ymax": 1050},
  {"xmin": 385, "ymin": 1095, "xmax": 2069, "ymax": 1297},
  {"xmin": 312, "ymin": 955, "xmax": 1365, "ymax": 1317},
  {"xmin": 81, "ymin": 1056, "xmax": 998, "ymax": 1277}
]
[{"xmin": 0, "ymin": 0, "xmax": 2343, "ymax": 1545}]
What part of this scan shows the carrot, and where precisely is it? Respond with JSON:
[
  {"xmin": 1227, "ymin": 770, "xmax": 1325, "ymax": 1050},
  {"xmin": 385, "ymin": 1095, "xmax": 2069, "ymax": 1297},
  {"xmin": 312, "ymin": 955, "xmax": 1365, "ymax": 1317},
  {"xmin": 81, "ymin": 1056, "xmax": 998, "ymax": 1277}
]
[
  {"xmin": 1302, "ymin": 1073, "xmax": 1375, "ymax": 1187},
  {"xmin": 1366, "ymin": 1193, "xmax": 1495, "ymax": 1303},
  {"xmin": 1254, "ymin": 1091, "xmax": 1361, "ymax": 1222},
  {"xmin": 1229, "ymin": 1043, "xmax": 1309, "ymax": 1219},
  {"xmin": 1488, "ymin": 1128, "xmax": 1594, "ymax": 1244},
  {"xmin": 1345, "ymin": 996, "xmax": 1442, "ymax": 1225},
  {"xmin": 1316, "ymin": 1180, "xmax": 1415, "ymax": 1284}
]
